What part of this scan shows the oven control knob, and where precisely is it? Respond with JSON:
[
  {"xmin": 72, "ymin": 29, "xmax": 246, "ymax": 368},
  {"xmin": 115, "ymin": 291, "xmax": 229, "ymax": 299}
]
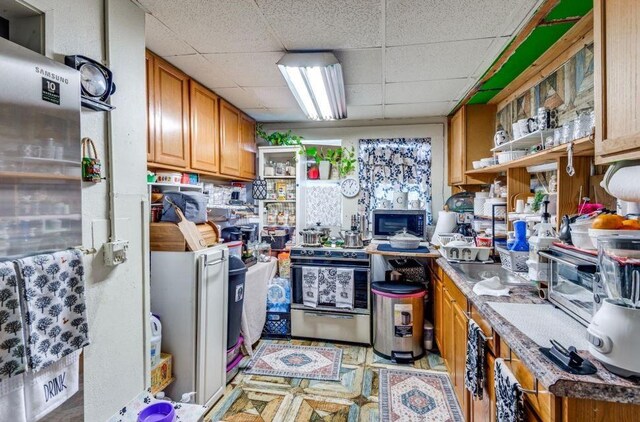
[
  {"xmin": 302, "ymin": 250, "xmax": 309, "ymax": 255},
  {"xmin": 342, "ymin": 252, "xmax": 349, "ymax": 258},
  {"xmin": 324, "ymin": 251, "xmax": 332, "ymax": 257},
  {"xmin": 307, "ymin": 250, "xmax": 314, "ymax": 256},
  {"xmin": 351, "ymin": 252, "xmax": 358, "ymax": 258}
]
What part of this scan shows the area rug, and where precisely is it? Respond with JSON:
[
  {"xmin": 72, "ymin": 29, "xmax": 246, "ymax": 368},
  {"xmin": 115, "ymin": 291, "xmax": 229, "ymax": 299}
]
[
  {"xmin": 379, "ymin": 369, "xmax": 463, "ymax": 422},
  {"xmin": 245, "ymin": 344, "xmax": 343, "ymax": 381}
]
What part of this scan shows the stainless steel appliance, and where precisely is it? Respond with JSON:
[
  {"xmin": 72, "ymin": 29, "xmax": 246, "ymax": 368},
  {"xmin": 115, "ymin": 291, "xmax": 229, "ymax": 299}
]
[
  {"xmin": 150, "ymin": 245, "xmax": 228, "ymax": 406},
  {"xmin": 290, "ymin": 246, "xmax": 371, "ymax": 344},
  {"xmin": 372, "ymin": 282, "xmax": 426, "ymax": 363},
  {"xmin": 372, "ymin": 209, "xmax": 426, "ymax": 240},
  {"xmin": 540, "ymin": 244, "xmax": 602, "ymax": 326},
  {"xmin": 0, "ymin": 38, "xmax": 82, "ymax": 258}
]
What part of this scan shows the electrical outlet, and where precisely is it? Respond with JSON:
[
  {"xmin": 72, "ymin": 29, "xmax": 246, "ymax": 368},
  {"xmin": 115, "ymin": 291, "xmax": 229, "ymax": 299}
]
[{"xmin": 104, "ymin": 240, "xmax": 129, "ymax": 266}]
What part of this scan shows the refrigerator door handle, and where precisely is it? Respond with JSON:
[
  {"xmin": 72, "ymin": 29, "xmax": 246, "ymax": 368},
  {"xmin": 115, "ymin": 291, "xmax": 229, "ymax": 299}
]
[{"xmin": 206, "ymin": 258, "xmax": 226, "ymax": 266}]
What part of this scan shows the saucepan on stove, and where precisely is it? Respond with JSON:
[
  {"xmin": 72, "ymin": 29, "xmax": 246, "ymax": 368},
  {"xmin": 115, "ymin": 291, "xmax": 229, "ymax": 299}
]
[
  {"xmin": 340, "ymin": 229, "xmax": 364, "ymax": 249},
  {"xmin": 299, "ymin": 228, "xmax": 323, "ymax": 246}
]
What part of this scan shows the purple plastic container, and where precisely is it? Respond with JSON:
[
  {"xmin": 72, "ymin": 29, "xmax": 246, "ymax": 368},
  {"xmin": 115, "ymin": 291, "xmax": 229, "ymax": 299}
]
[{"xmin": 138, "ymin": 402, "xmax": 176, "ymax": 422}]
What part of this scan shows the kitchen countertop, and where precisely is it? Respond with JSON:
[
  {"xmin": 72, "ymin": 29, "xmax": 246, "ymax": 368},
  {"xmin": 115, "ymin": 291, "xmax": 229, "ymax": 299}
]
[
  {"xmin": 436, "ymin": 257, "xmax": 640, "ymax": 404},
  {"xmin": 365, "ymin": 242, "xmax": 441, "ymax": 258}
]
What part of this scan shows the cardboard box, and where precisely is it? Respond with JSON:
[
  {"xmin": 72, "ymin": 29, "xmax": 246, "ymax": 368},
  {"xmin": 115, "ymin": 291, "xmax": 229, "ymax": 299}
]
[{"xmin": 151, "ymin": 353, "xmax": 173, "ymax": 394}]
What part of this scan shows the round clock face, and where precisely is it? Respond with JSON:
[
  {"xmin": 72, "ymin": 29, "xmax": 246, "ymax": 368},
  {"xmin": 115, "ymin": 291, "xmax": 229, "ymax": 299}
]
[
  {"xmin": 340, "ymin": 177, "xmax": 360, "ymax": 198},
  {"xmin": 79, "ymin": 63, "xmax": 108, "ymax": 97}
]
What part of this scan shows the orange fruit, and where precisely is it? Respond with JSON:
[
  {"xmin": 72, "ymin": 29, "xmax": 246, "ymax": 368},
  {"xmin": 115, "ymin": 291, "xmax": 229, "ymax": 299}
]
[
  {"xmin": 592, "ymin": 214, "xmax": 625, "ymax": 230},
  {"xmin": 622, "ymin": 220, "xmax": 640, "ymax": 230}
]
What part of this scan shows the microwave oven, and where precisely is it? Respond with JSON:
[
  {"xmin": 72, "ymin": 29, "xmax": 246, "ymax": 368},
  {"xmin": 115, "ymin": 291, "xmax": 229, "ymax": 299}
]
[{"xmin": 372, "ymin": 209, "xmax": 426, "ymax": 240}]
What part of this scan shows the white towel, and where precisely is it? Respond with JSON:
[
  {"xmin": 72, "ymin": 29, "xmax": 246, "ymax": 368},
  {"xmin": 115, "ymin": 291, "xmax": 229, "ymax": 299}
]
[
  {"xmin": 24, "ymin": 349, "xmax": 81, "ymax": 421},
  {"xmin": 335, "ymin": 269, "xmax": 354, "ymax": 309},
  {"xmin": 0, "ymin": 374, "xmax": 26, "ymax": 421},
  {"xmin": 0, "ymin": 261, "xmax": 26, "ymax": 380},
  {"xmin": 16, "ymin": 249, "xmax": 90, "ymax": 372},
  {"xmin": 241, "ymin": 259, "xmax": 278, "ymax": 355},
  {"xmin": 472, "ymin": 276, "xmax": 510, "ymax": 297},
  {"xmin": 302, "ymin": 267, "xmax": 319, "ymax": 308},
  {"xmin": 318, "ymin": 267, "xmax": 337, "ymax": 304}
]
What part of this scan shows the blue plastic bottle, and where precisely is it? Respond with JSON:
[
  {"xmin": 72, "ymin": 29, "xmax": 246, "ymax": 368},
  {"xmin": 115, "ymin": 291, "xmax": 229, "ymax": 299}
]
[{"xmin": 510, "ymin": 220, "xmax": 529, "ymax": 251}]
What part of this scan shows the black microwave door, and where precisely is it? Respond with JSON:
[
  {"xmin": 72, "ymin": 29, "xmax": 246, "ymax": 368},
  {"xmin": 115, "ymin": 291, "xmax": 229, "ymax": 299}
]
[{"xmin": 375, "ymin": 214, "xmax": 423, "ymax": 237}]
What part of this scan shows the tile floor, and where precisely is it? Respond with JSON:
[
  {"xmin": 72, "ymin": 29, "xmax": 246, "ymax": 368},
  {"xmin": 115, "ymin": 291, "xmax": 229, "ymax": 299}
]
[{"xmin": 205, "ymin": 339, "xmax": 446, "ymax": 422}]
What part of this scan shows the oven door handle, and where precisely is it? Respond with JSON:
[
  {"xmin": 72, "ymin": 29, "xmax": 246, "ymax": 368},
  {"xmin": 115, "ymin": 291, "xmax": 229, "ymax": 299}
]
[
  {"xmin": 538, "ymin": 251, "xmax": 597, "ymax": 273},
  {"xmin": 304, "ymin": 312, "xmax": 354, "ymax": 320}
]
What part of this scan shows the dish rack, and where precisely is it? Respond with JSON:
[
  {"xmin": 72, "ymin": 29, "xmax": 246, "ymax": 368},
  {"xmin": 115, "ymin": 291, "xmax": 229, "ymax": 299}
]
[
  {"xmin": 436, "ymin": 233, "xmax": 474, "ymax": 246},
  {"xmin": 496, "ymin": 246, "xmax": 529, "ymax": 272}
]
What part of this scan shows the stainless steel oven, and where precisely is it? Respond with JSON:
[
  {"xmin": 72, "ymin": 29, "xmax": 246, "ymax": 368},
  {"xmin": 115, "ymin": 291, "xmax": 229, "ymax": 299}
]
[
  {"xmin": 372, "ymin": 209, "xmax": 426, "ymax": 240},
  {"xmin": 540, "ymin": 245, "xmax": 602, "ymax": 326},
  {"xmin": 290, "ymin": 246, "xmax": 371, "ymax": 344}
]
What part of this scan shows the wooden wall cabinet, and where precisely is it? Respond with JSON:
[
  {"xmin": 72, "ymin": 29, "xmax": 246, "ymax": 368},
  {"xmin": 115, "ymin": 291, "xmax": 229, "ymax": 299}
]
[
  {"xmin": 145, "ymin": 50, "xmax": 155, "ymax": 162},
  {"xmin": 594, "ymin": 0, "xmax": 640, "ymax": 164},
  {"xmin": 448, "ymin": 105, "xmax": 496, "ymax": 186},
  {"xmin": 239, "ymin": 114, "xmax": 256, "ymax": 180},
  {"xmin": 189, "ymin": 80, "xmax": 220, "ymax": 174},
  {"xmin": 219, "ymin": 100, "xmax": 242, "ymax": 177},
  {"xmin": 152, "ymin": 55, "xmax": 190, "ymax": 168}
]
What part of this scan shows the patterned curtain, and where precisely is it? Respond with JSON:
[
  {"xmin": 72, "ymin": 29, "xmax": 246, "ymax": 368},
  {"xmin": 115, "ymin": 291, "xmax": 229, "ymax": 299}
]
[{"xmin": 357, "ymin": 138, "xmax": 432, "ymax": 223}]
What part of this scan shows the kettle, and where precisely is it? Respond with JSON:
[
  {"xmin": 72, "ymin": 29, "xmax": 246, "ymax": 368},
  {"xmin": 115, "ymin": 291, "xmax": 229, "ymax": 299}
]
[
  {"xmin": 340, "ymin": 230, "xmax": 363, "ymax": 249},
  {"xmin": 558, "ymin": 215, "xmax": 574, "ymax": 244}
]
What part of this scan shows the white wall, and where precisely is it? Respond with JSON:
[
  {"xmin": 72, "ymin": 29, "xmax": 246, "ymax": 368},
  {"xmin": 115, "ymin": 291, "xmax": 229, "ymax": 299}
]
[
  {"xmin": 27, "ymin": 0, "xmax": 148, "ymax": 420},
  {"xmin": 263, "ymin": 122, "xmax": 451, "ymax": 228}
]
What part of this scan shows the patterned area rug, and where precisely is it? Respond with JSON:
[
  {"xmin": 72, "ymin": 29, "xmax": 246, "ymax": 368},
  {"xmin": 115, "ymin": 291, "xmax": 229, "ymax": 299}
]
[
  {"xmin": 379, "ymin": 369, "xmax": 463, "ymax": 422},
  {"xmin": 245, "ymin": 344, "xmax": 343, "ymax": 381}
]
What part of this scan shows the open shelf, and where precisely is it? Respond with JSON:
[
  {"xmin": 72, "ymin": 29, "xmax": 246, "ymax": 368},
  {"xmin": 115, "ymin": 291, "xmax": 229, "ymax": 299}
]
[
  {"xmin": 491, "ymin": 129, "xmax": 554, "ymax": 152},
  {"xmin": 263, "ymin": 199, "xmax": 296, "ymax": 203},
  {"xmin": 148, "ymin": 182, "xmax": 203, "ymax": 190},
  {"xmin": 0, "ymin": 171, "xmax": 81, "ymax": 181},
  {"xmin": 262, "ymin": 175, "xmax": 296, "ymax": 179},
  {"xmin": 467, "ymin": 136, "xmax": 594, "ymax": 175}
]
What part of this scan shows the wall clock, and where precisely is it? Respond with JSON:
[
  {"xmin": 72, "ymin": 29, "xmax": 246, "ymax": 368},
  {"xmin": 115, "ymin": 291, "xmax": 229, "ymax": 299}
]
[
  {"xmin": 65, "ymin": 55, "xmax": 116, "ymax": 111},
  {"xmin": 340, "ymin": 177, "xmax": 360, "ymax": 198}
]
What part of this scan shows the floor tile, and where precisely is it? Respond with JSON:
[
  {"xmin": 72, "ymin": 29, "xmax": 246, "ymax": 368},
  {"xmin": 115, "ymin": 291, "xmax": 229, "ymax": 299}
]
[
  {"xmin": 358, "ymin": 402, "xmax": 379, "ymax": 422},
  {"xmin": 300, "ymin": 364, "xmax": 364, "ymax": 399},
  {"xmin": 283, "ymin": 394, "xmax": 360, "ymax": 421},
  {"xmin": 205, "ymin": 386, "xmax": 293, "ymax": 422}
]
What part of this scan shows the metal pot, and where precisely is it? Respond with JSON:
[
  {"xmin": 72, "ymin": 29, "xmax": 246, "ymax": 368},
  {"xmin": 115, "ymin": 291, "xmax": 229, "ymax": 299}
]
[
  {"xmin": 310, "ymin": 222, "xmax": 332, "ymax": 242},
  {"xmin": 340, "ymin": 230, "xmax": 364, "ymax": 249},
  {"xmin": 299, "ymin": 229, "xmax": 322, "ymax": 246}
]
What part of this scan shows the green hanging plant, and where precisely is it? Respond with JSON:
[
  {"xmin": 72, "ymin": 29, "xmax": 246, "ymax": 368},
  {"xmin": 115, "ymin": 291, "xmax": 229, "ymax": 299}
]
[
  {"xmin": 256, "ymin": 124, "xmax": 303, "ymax": 147},
  {"xmin": 305, "ymin": 146, "xmax": 356, "ymax": 177}
]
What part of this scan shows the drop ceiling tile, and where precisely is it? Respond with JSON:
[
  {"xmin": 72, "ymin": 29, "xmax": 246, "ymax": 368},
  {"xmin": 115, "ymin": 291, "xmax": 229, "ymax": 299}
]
[
  {"xmin": 385, "ymin": 0, "xmax": 541, "ymax": 46},
  {"xmin": 202, "ymin": 52, "xmax": 286, "ymax": 87},
  {"xmin": 347, "ymin": 105, "xmax": 383, "ymax": 120},
  {"xmin": 385, "ymin": 79, "xmax": 469, "ymax": 104},
  {"xmin": 345, "ymin": 84, "xmax": 382, "ymax": 106},
  {"xmin": 384, "ymin": 102, "xmax": 453, "ymax": 118},
  {"xmin": 386, "ymin": 39, "xmax": 494, "ymax": 82},
  {"xmin": 245, "ymin": 87, "xmax": 299, "ymax": 109},
  {"xmin": 334, "ymin": 49, "xmax": 382, "ymax": 85},
  {"xmin": 472, "ymin": 36, "xmax": 511, "ymax": 78},
  {"xmin": 139, "ymin": 0, "xmax": 282, "ymax": 53},
  {"xmin": 163, "ymin": 54, "xmax": 237, "ymax": 89},
  {"xmin": 255, "ymin": 0, "xmax": 382, "ymax": 49},
  {"xmin": 215, "ymin": 88, "xmax": 264, "ymax": 109},
  {"xmin": 145, "ymin": 14, "xmax": 196, "ymax": 57},
  {"xmin": 244, "ymin": 107, "xmax": 307, "ymax": 122}
]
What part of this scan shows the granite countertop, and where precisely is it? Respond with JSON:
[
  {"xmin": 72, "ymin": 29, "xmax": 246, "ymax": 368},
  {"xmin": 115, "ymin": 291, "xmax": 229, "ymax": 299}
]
[{"xmin": 436, "ymin": 257, "xmax": 640, "ymax": 404}]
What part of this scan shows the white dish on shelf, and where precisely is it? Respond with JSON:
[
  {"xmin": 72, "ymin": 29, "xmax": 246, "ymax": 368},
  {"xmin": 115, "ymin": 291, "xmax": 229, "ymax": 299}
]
[
  {"xmin": 480, "ymin": 157, "xmax": 496, "ymax": 166},
  {"xmin": 497, "ymin": 150, "xmax": 527, "ymax": 164},
  {"xmin": 472, "ymin": 160, "xmax": 485, "ymax": 169}
]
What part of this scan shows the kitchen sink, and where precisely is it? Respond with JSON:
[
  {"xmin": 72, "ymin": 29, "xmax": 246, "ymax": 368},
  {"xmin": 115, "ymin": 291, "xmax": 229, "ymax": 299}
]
[{"xmin": 450, "ymin": 262, "xmax": 530, "ymax": 286}]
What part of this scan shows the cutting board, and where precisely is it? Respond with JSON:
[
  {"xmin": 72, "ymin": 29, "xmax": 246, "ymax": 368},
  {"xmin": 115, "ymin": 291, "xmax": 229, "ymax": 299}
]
[
  {"xmin": 174, "ymin": 207, "xmax": 207, "ymax": 251},
  {"xmin": 150, "ymin": 221, "xmax": 219, "ymax": 252}
]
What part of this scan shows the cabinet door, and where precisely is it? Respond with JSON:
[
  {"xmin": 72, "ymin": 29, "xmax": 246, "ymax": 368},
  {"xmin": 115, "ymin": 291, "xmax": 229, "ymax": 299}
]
[
  {"xmin": 239, "ymin": 114, "xmax": 256, "ymax": 179},
  {"xmin": 449, "ymin": 108, "xmax": 465, "ymax": 185},
  {"xmin": 219, "ymin": 100, "xmax": 241, "ymax": 177},
  {"xmin": 434, "ymin": 276, "xmax": 443, "ymax": 352},
  {"xmin": 594, "ymin": 0, "xmax": 640, "ymax": 164},
  {"xmin": 146, "ymin": 51, "xmax": 155, "ymax": 162},
  {"xmin": 442, "ymin": 288, "xmax": 455, "ymax": 373},
  {"xmin": 190, "ymin": 81, "xmax": 219, "ymax": 174},
  {"xmin": 453, "ymin": 302, "xmax": 469, "ymax": 420},
  {"xmin": 153, "ymin": 57, "xmax": 190, "ymax": 167}
]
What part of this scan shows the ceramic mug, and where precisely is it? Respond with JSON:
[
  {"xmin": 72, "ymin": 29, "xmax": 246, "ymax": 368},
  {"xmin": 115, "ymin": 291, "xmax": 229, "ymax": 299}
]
[
  {"xmin": 517, "ymin": 118, "xmax": 531, "ymax": 136},
  {"xmin": 515, "ymin": 199, "xmax": 525, "ymax": 214},
  {"xmin": 393, "ymin": 192, "xmax": 408, "ymax": 209},
  {"xmin": 494, "ymin": 130, "xmax": 509, "ymax": 147},
  {"xmin": 526, "ymin": 117, "xmax": 538, "ymax": 133},
  {"xmin": 380, "ymin": 199, "xmax": 392, "ymax": 209},
  {"xmin": 408, "ymin": 199, "xmax": 425, "ymax": 210},
  {"xmin": 536, "ymin": 107, "xmax": 558, "ymax": 130},
  {"xmin": 512, "ymin": 122, "xmax": 522, "ymax": 140}
]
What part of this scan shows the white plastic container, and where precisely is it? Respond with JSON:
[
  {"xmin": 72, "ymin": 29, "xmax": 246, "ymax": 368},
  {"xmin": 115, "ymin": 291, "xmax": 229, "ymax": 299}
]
[{"xmin": 150, "ymin": 314, "xmax": 162, "ymax": 368}]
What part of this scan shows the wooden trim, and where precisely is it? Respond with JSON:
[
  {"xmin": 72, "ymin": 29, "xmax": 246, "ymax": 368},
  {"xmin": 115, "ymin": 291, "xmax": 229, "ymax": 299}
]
[
  {"xmin": 593, "ymin": 0, "xmax": 606, "ymax": 159},
  {"xmin": 492, "ymin": 11, "xmax": 594, "ymax": 109},
  {"xmin": 147, "ymin": 162, "xmax": 253, "ymax": 182},
  {"xmin": 453, "ymin": 0, "xmax": 562, "ymax": 113}
]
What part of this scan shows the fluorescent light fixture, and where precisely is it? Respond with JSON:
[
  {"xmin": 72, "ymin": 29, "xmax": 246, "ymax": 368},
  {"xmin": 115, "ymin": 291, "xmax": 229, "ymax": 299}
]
[{"xmin": 277, "ymin": 52, "xmax": 347, "ymax": 121}]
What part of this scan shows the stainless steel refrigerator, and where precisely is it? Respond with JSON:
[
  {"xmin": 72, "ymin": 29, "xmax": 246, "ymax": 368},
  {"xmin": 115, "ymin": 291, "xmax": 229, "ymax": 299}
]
[
  {"xmin": 150, "ymin": 245, "xmax": 229, "ymax": 406},
  {"xmin": 0, "ymin": 37, "xmax": 82, "ymax": 258}
]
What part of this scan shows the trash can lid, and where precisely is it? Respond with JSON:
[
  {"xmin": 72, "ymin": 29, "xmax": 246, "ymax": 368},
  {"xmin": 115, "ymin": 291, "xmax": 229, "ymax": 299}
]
[
  {"xmin": 228, "ymin": 255, "xmax": 248, "ymax": 275},
  {"xmin": 371, "ymin": 282, "xmax": 426, "ymax": 295}
]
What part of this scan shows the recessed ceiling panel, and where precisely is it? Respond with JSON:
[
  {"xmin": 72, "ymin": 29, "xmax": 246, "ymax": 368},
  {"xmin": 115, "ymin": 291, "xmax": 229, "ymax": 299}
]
[
  {"xmin": 347, "ymin": 105, "xmax": 384, "ymax": 120},
  {"xmin": 215, "ymin": 87, "xmax": 264, "ymax": 109},
  {"xmin": 244, "ymin": 107, "xmax": 308, "ymax": 122},
  {"xmin": 386, "ymin": 38, "xmax": 494, "ymax": 82},
  {"xmin": 245, "ymin": 87, "xmax": 299, "ymax": 109},
  {"xmin": 163, "ymin": 54, "xmax": 237, "ymax": 89},
  {"xmin": 385, "ymin": 79, "xmax": 470, "ymax": 104},
  {"xmin": 384, "ymin": 101, "xmax": 454, "ymax": 118},
  {"xmin": 334, "ymin": 49, "xmax": 382, "ymax": 85},
  {"xmin": 145, "ymin": 14, "xmax": 196, "ymax": 57},
  {"xmin": 255, "ymin": 0, "xmax": 382, "ymax": 49},
  {"xmin": 202, "ymin": 52, "xmax": 286, "ymax": 87},
  {"xmin": 345, "ymin": 84, "xmax": 383, "ymax": 106}
]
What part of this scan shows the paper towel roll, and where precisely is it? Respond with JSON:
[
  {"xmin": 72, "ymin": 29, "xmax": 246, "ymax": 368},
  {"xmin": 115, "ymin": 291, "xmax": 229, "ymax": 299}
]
[
  {"xmin": 433, "ymin": 211, "xmax": 457, "ymax": 239},
  {"xmin": 602, "ymin": 162, "xmax": 640, "ymax": 202}
]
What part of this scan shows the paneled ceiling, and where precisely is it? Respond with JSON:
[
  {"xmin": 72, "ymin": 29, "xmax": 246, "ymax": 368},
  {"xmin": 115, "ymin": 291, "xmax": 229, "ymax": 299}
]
[{"xmin": 139, "ymin": 0, "xmax": 544, "ymax": 122}]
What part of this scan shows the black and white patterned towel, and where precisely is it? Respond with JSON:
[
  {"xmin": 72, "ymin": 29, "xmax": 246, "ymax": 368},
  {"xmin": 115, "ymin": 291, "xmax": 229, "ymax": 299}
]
[
  {"xmin": 464, "ymin": 319, "xmax": 486, "ymax": 400},
  {"xmin": 318, "ymin": 267, "xmax": 337, "ymax": 304},
  {"xmin": 0, "ymin": 261, "xmax": 25, "ymax": 379},
  {"xmin": 494, "ymin": 358, "xmax": 525, "ymax": 422},
  {"xmin": 335, "ymin": 268, "xmax": 354, "ymax": 309},
  {"xmin": 16, "ymin": 249, "xmax": 89, "ymax": 373},
  {"xmin": 302, "ymin": 267, "xmax": 319, "ymax": 308}
]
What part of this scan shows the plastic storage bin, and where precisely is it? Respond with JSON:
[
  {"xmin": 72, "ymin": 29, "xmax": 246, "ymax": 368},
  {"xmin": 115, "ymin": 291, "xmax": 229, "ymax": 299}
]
[
  {"xmin": 227, "ymin": 255, "xmax": 247, "ymax": 349},
  {"xmin": 262, "ymin": 311, "xmax": 291, "ymax": 339}
]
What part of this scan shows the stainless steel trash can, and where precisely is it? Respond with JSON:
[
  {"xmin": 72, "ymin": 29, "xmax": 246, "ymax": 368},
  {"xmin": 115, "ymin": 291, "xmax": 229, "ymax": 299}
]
[{"xmin": 372, "ymin": 282, "xmax": 426, "ymax": 363}]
